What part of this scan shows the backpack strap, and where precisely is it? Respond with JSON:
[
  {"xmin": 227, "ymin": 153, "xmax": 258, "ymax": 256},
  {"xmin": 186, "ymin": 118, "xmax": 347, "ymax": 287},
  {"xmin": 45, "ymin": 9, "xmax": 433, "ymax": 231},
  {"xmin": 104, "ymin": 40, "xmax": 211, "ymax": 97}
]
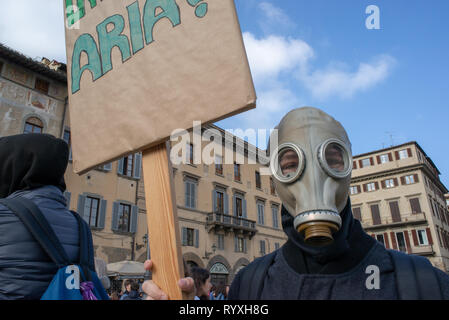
[
  {"xmin": 388, "ymin": 249, "xmax": 442, "ymax": 300},
  {"xmin": 0, "ymin": 198, "xmax": 70, "ymax": 268},
  {"xmin": 239, "ymin": 251, "xmax": 276, "ymax": 299},
  {"xmin": 70, "ymin": 211, "xmax": 94, "ymax": 281}
]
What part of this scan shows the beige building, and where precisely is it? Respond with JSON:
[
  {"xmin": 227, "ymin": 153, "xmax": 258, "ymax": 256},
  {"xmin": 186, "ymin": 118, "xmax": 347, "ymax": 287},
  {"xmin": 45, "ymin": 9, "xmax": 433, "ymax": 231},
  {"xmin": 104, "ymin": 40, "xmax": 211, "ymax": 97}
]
[
  {"xmin": 350, "ymin": 142, "xmax": 449, "ymax": 272},
  {"xmin": 0, "ymin": 44, "xmax": 287, "ymax": 287}
]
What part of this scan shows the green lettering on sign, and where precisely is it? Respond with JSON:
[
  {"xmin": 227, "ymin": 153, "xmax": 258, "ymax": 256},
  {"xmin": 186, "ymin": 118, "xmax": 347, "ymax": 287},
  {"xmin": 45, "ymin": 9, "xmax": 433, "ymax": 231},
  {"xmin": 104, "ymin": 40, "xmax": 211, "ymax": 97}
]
[{"xmin": 143, "ymin": 0, "xmax": 181, "ymax": 45}]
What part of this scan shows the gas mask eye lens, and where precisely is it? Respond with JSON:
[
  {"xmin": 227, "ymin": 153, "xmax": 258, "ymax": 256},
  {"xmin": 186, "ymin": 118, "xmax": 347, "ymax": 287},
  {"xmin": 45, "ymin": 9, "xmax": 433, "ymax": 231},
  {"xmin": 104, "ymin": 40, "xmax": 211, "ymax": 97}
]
[
  {"xmin": 270, "ymin": 143, "xmax": 305, "ymax": 183},
  {"xmin": 318, "ymin": 139, "xmax": 352, "ymax": 178},
  {"xmin": 279, "ymin": 149, "xmax": 299, "ymax": 177},
  {"xmin": 325, "ymin": 143, "xmax": 345, "ymax": 172}
]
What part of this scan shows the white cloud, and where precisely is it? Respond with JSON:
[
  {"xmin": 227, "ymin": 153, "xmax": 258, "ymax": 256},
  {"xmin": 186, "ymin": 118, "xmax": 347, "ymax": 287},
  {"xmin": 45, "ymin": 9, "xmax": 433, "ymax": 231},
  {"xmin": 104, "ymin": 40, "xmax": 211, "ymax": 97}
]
[
  {"xmin": 0, "ymin": 1, "xmax": 66, "ymax": 62},
  {"xmin": 243, "ymin": 32, "xmax": 314, "ymax": 80},
  {"xmin": 300, "ymin": 55, "xmax": 396, "ymax": 100},
  {"xmin": 258, "ymin": 2, "xmax": 296, "ymax": 31}
]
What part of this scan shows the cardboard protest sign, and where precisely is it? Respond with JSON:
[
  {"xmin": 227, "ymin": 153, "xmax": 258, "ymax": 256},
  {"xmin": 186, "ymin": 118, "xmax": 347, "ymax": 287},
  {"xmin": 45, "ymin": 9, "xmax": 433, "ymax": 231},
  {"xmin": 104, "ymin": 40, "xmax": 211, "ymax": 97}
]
[{"xmin": 63, "ymin": 0, "xmax": 256, "ymax": 174}]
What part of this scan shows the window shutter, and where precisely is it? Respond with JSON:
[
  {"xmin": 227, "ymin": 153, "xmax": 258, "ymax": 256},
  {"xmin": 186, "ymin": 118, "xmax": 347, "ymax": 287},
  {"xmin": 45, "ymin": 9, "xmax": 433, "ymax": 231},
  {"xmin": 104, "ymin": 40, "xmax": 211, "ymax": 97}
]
[
  {"xmin": 390, "ymin": 232, "xmax": 398, "ymax": 250},
  {"xmin": 359, "ymin": 160, "xmax": 363, "ymax": 168},
  {"xmin": 232, "ymin": 194, "xmax": 236, "ymax": 216},
  {"xmin": 353, "ymin": 207, "xmax": 361, "ymax": 221},
  {"xmin": 374, "ymin": 181, "xmax": 379, "ymax": 190},
  {"xmin": 194, "ymin": 229, "xmax": 199, "ymax": 248},
  {"xmin": 388, "ymin": 153, "xmax": 393, "ymax": 161},
  {"xmin": 395, "ymin": 151, "xmax": 400, "ymax": 160},
  {"xmin": 243, "ymin": 199, "xmax": 247, "ymax": 218},
  {"xmin": 407, "ymin": 148, "xmax": 412, "ymax": 158},
  {"xmin": 383, "ymin": 233, "xmax": 390, "ymax": 249},
  {"xmin": 133, "ymin": 153, "xmax": 142, "ymax": 179},
  {"xmin": 363, "ymin": 184, "xmax": 367, "ymax": 192},
  {"xmin": 376, "ymin": 155, "xmax": 381, "ymax": 165},
  {"xmin": 370, "ymin": 157, "xmax": 374, "ymax": 166},
  {"xmin": 410, "ymin": 198, "xmax": 421, "ymax": 214},
  {"xmin": 184, "ymin": 181, "xmax": 190, "ymax": 208},
  {"xmin": 404, "ymin": 231, "xmax": 411, "ymax": 253},
  {"xmin": 381, "ymin": 180, "xmax": 386, "ymax": 189},
  {"xmin": 111, "ymin": 202, "xmax": 120, "ymax": 231},
  {"xmin": 426, "ymin": 228, "xmax": 433, "ymax": 245},
  {"xmin": 191, "ymin": 183, "xmax": 196, "ymax": 209},
  {"xmin": 413, "ymin": 174, "xmax": 419, "ymax": 183},
  {"xmin": 182, "ymin": 227, "xmax": 187, "ymax": 246},
  {"xmin": 411, "ymin": 229, "xmax": 419, "ymax": 246},
  {"xmin": 117, "ymin": 158, "xmax": 124, "ymax": 174},
  {"xmin": 77, "ymin": 194, "xmax": 86, "ymax": 220},
  {"xmin": 224, "ymin": 193, "xmax": 229, "ymax": 214},
  {"xmin": 212, "ymin": 190, "xmax": 217, "ymax": 213},
  {"xmin": 234, "ymin": 236, "xmax": 238, "ymax": 252},
  {"xmin": 64, "ymin": 191, "xmax": 71, "ymax": 209},
  {"xmin": 353, "ymin": 161, "xmax": 357, "ymax": 169},
  {"xmin": 389, "ymin": 201, "xmax": 401, "ymax": 223},
  {"xmin": 370, "ymin": 204, "xmax": 381, "ymax": 225},
  {"xmin": 400, "ymin": 176, "xmax": 406, "ymax": 185},
  {"xmin": 130, "ymin": 205, "xmax": 138, "ymax": 233},
  {"xmin": 103, "ymin": 163, "xmax": 112, "ymax": 171},
  {"xmin": 244, "ymin": 239, "xmax": 247, "ymax": 253},
  {"xmin": 357, "ymin": 185, "xmax": 361, "ymax": 194},
  {"xmin": 98, "ymin": 199, "xmax": 107, "ymax": 229},
  {"xmin": 393, "ymin": 178, "xmax": 398, "ymax": 187}
]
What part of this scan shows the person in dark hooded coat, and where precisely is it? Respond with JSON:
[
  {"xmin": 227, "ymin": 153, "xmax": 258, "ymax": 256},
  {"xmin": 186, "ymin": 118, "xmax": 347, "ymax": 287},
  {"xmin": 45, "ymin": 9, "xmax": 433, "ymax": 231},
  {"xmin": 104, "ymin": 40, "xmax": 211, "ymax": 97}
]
[{"xmin": 0, "ymin": 133, "xmax": 82, "ymax": 299}]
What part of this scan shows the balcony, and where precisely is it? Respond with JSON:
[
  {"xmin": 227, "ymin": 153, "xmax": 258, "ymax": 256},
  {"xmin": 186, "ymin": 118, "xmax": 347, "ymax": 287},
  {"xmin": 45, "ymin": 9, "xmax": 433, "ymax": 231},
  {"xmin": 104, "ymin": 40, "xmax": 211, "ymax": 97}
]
[
  {"xmin": 411, "ymin": 245, "xmax": 434, "ymax": 256},
  {"xmin": 362, "ymin": 212, "xmax": 427, "ymax": 231},
  {"xmin": 206, "ymin": 212, "xmax": 257, "ymax": 239}
]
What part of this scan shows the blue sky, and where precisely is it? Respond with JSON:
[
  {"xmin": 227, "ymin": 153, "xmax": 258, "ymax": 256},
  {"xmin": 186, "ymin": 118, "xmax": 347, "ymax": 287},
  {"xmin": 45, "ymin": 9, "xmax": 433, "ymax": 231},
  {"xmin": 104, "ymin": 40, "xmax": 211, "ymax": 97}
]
[
  {"xmin": 216, "ymin": 0, "xmax": 449, "ymax": 187},
  {"xmin": 0, "ymin": 0, "xmax": 448, "ymax": 187}
]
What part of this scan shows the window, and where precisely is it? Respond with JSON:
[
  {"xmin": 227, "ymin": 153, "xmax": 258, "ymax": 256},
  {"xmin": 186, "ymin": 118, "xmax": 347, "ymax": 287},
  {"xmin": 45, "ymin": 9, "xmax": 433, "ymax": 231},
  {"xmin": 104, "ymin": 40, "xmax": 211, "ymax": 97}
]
[
  {"xmin": 405, "ymin": 175, "xmax": 415, "ymax": 185},
  {"xmin": 63, "ymin": 129, "xmax": 73, "ymax": 161},
  {"xmin": 0, "ymin": 60, "xmax": 3, "ymax": 73},
  {"xmin": 35, "ymin": 77, "xmax": 49, "ymax": 94},
  {"xmin": 389, "ymin": 201, "xmax": 401, "ymax": 223},
  {"xmin": 270, "ymin": 177, "xmax": 276, "ymax": 195},
  {"xmin": 384, "ymin": 179, "xmax": 395, "ymax": 188},
  {"xmin": 235, "ymin": 237, "xmax": 246, "ymax": 253},
  {"xmin": 398, "ymin": 149, "xmax": 409, "ymax": 160},
  {"xmin": 417, "ymin": 229, "xmax": 429, "ymax": 245},
  {"xmin": 117, "ymin": 203, "xmax": 132, "ymax": 233},
  {"xmin": 370, "ymin": 204, "xmax": 381, "ymax": 225},
  {"xmin": 274, "ymin": 242, "xmax": 280, "ymax": 250},
  {"xmin": 260, "ymin": 240, "xmax": 266, "ymax": 255},
  {"xmin": 395, "ymin": 232, "xmax": 407, "ymax": 252},
  {"xmin": 366, "ymin": 182, "xmax": 376, "ymax": 192},
  {"xmin": 182, "ymin": 227, "xmax": 199, "ymax": 247},
  {"xmin": 257, "ymin": 201, "xmax": 265, "ymax": 225},
  {"xmin": 255, "ymin": 171, "xmax": 261, "ymax": 189},
  {"xmin": 235, "ymin": 197, "xmax": 243, "ymax": 217},
  {"xmin": 24, "ymin": 117, "xmax": 43, "ymax": 133},
  {"xmin": 215, "ymin": 190, "xmax": 224, "ymax": 214},
  {"xmin": 118, "ymin": 153, "xmax": 141, "ymax": 179},
  {"xmin": 272, "ymin": 205, "xmax": 279, "ymax": 228},
  {"xmin": 350, "ymin": 186, "xmax": 359, "ymax": 195},
  {"xmin": 84, "ymin": 196, "xmax": 100, "ymax": 227},
  {"xmin": 380, "ymin": 154, "xmax": 390, "ymax": 164},
  {"xmin": 217, "ymin": 234, "xmax": 224, "ymax": 250},
  {"xmin": 353, "ymin": 207, "xmax": 362, "ymax": 221},
  {"xmin": 361, "ymin": 158, "xmax": 372, "ymax": 168},
  {"xmin": 409, "ymin": 198, "xmax": 422, "ymax": 214},
  {"xmin": 234, "ymin": 163, "xmax": 241, "ymax": 181},
  {"xmin": 185, "ymin": 179, "xmax": 197, "ymax": 209},
  {"xmin": 376, "ymin": 234, "xmax": 385, "ymax": 246},
  {"xmin": 215, "ymin": 155, "xmax": 223, "ymax": 175}
]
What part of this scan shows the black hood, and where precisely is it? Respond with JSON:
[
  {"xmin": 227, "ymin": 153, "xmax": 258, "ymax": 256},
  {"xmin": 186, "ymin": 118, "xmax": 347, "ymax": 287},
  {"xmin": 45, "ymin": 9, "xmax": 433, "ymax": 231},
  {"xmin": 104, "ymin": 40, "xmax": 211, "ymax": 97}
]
[
  {"xmin": 281, "ymin": 198, "xmax": 377, "ymax": 273},
  {"xmin": 0, "ymin": 133, "xmax": 68, "ymax": 198}
]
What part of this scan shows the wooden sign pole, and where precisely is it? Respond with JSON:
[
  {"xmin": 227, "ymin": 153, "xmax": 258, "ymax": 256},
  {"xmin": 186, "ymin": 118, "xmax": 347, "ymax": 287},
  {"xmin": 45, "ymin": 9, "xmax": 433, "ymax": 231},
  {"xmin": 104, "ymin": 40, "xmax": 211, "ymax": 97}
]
[{"xmin": 142, "ymin": 141, "xmax": 187, "ymax": 300}]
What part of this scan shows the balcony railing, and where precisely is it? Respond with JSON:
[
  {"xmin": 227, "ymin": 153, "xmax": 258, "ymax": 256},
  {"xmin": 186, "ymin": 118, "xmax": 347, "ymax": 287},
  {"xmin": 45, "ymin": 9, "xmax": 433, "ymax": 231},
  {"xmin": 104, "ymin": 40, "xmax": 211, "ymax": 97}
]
[
  {"xmin": 411, "ymin": 245, "xmax": 434, "ymax": 256},
  {"xmin": 206, "ymin": 212, "xmax": 257, "ymax": 238},
  {"xmin": 362, "ymin": 212, "xmax": 427, "ymax": 230}
]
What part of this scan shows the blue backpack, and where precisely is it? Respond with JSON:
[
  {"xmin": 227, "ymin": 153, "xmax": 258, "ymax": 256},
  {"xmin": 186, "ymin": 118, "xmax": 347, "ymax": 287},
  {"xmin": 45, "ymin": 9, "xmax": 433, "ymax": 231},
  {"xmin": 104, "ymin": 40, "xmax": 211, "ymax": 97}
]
[{"xmin": 0, "ymin": 197, "xmax": 109, "ymax": 300}]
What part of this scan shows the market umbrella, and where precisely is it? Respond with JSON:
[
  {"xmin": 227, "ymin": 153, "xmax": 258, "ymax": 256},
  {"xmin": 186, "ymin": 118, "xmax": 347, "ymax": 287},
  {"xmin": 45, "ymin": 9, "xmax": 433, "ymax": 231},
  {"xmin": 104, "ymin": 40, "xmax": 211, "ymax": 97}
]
[{"xmin": 107, "ymin": 260, "xmax": 145, "ymax": 277}]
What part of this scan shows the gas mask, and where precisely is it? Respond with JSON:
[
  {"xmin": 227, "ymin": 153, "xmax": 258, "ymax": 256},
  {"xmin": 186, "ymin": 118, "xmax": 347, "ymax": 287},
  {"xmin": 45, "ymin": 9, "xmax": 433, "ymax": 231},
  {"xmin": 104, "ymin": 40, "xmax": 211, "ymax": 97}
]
[{"xmin": 269, "ymin": 107, "xmax": 352, "ymax": 246}]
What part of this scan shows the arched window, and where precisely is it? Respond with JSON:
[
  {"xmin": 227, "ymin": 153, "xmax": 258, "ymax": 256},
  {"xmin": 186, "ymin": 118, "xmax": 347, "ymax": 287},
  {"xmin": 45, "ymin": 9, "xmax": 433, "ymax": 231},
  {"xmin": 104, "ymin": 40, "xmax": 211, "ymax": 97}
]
[{"xmin": 24, "ymin": 117, "xmax": 43, "ymax": 133}]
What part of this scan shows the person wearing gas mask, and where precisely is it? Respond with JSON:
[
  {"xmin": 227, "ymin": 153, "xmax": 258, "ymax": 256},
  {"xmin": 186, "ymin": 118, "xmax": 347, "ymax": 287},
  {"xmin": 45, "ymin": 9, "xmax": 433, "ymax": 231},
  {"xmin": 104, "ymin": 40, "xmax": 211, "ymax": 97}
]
[
  {"xmin": 227, "ymin": 107, "xmax": 449, "ymax": 300},
  {"xmin": 140, "ymin": 106, "xmax": 449, "ymax": 300}
]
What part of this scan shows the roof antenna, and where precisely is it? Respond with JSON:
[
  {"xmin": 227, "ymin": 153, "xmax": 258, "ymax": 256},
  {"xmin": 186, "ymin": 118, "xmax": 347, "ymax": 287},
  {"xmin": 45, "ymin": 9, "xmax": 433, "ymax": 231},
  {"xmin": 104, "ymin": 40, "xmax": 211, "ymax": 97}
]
[{"xmin": 385, "ymin": 131, "xmax": 394, "ymax": 147}]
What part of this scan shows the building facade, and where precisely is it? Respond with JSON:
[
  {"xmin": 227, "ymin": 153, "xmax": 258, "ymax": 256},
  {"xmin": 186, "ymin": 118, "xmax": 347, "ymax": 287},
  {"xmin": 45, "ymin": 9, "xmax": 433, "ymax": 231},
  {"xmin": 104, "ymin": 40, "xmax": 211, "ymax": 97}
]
[{"xmin": 350, "ymin": 142, "xmax": 449, "ymax": 272}]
